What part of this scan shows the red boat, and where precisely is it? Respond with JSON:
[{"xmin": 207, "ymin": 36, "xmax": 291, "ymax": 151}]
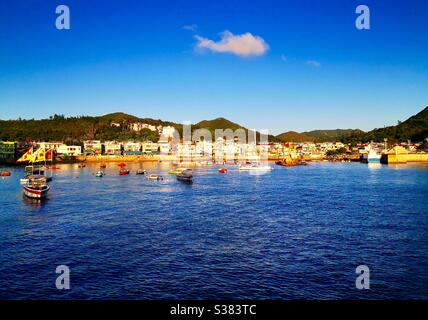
[
  {"xmin": 119, "ymin": 169, "xmax": 130, "ymax": 175},
  {"xmin": 1, "ymin": 170, "xmax": 11, "ymax": 177},
  {"xmin": 218, "ymin": 168, "xmax": 228, "ymax": 174},
  {"xmin": 100, "ymin": 164, "xmax": 107, "ymax": 168},
  {"xmin": 117, "ymin": 163, "xmax": 127, "ymax": 167},
  {"xmin": 46, "ymin": 165, "xmax": 60, "ymax": 170}
]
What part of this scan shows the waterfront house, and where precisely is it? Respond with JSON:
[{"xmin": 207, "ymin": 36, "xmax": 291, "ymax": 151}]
[
  {"xmin": 83, "ymin": 140, "xmax": 102, "ymax": 154},
  {"xmin": 142, "ymin": 141, "xmax": 159, "ymax": 154},
  {"xmin": 0, "ymin": 141, "xmax": 18, "ymax": 164},
  {"xmin": 57, "ymin": 145, "xmax": 82, "ymax": 157}
]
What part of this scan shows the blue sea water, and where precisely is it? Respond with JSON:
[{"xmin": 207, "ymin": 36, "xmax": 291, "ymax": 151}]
[{"xmin": 0, "ymin": 162, "xmax": 427, "ymax": 300}]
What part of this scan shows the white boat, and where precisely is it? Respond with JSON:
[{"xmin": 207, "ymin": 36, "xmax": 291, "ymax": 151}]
[
  {"xmin": 238, "ymin": 163, "xmax": 273, "ymax": 171},
  {"xmin": 367, "ymin": 150, "xmax": 382, "ymax": 163},
  {"xmin": 362, "ymin": 147, "xmax": 382, "ymax": 163},
  {"xmin": 22, "ymin": 176, "xmax": 50, "ymax": 199}
]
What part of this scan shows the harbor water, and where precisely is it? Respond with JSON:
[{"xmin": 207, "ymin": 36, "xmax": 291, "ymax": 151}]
[{"xmin": 0, "ymin": 162, "xmax": 427, "ymax": 299}]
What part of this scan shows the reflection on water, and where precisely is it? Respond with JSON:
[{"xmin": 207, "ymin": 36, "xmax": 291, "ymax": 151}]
[
  {"xmin": 0, "ymin": 161, "xmax": 428, "ymax": 299},
  {"xmin": 367, "ymin": 163, "xmax": 382, "ymax": 170}
]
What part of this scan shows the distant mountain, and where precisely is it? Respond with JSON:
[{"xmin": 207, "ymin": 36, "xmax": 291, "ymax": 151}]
[
  {"xmin": 196, "ymin": 117, "xmax": 244, "ymax": 132},
  {"xmin": 341, "ymin": 106, "xmax": 428, "ymax": 144},
  {"xmin": 0, "ymin": 113, "xmax": 169, "ymax": 144},
  {"xmin": 276, "ymin": 131, "xmax": 315, "ymax": 143},
  {"xmin": 0, "ymin": 113, "xmax": 280, "ymax": 143},
  {"xmin": 302, "ymin": 129, "xmax": 358, "ymax": 142},
  {"xmin": 275, "ymin": 129, "xmax": 359, "ymax": 143},
  {"xmin": 195, "ymin": 117, "xmax": 281, "ymax": 142}
]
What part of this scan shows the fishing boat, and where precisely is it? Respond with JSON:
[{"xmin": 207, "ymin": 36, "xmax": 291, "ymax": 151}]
[
  {"xmin": 20, "ymin": 165, "xmax": 52, "ymax": 184},
  {"xmin": 177, "ymin": 169, "xmax": 193, "ymax": 183},
  {"xmin": 168, "ymin": 168, "xmax": 187, "ymax": 175},
  {"xmin": 147, "ymin": 174, "xmax": 163, "ymax": 181},
  {"xmin": 136, "ymin": 169, "xmax": 146, "ymax": 175},
  {"xmin": 0, "ymin": 170, "xmax": 11, "ymax": 177},
  {"xmin": 238, "ymin": 163, "xmax": 273, "ymax": 171},
  {"xmin": 95, "ymin": 171, "xmax": 104, "ymax": 177},
  {"xmin": 218, "ymin": 168, "xmax": 228, "ymax": 174},
  {"xmin": 119, "ymin": 169, "xmax": 130, "ymax": 175},
  {"xmin": 22, "ymin": 176, "xmax": 50, "ymax": 199}
]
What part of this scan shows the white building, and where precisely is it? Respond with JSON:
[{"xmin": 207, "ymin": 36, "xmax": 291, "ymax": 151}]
[
  {"xmin": 142, "ymin": 141, "xmax": 159, "ymax": 154},
  {"xmin": 160, "ymin": 126, "xmax": 177, "ymax": 139},
  {"xmin": 83, "ymin": 140, "xmax": 102, "ymax": 154},
  {"xmin": 57, "ymin": 145, "xmax": 82, "ymax": 156},
  {"xmin": 37, "ymin": 142, "xmax": 65, "ymax": 152}
]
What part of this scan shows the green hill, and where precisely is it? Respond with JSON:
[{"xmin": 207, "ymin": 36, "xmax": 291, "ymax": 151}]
[
  {"xmin": 341, "ymin": 106, "xmax": 428, "ymax": 144},
  {"xmin": 0, "ymin": 113, "xmax": 281, "ymax": 143},
  {"xmin": 0, "ymin": 113, "xmax": 168, "ymax": 144},
  {"xmin": 276, "ymin": 131, "xmax": 315, "ymax": 143},
  {"xmin": 195, "ymin": 117, "xmax": 281, "ymax": 142},
  {"xmin": 303, "ymin": 129, "xmax": 358, "ymax": 142}
]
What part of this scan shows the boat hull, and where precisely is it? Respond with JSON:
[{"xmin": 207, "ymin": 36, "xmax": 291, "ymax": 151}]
[{"xmin": 23, "ymin": 185, "xmax": 50, "ymax": 199}]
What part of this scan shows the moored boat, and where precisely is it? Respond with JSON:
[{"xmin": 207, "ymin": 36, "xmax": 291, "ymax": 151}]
[
  {"xmin": 100, "ymin": 164, "xmax": 107, "ymax": 169},
  {"xmin": 177, "ymin": 169, "xmax": 193, "ymax": 183},
  {"xmin": 22, "ymin": 176, "xmax": 50, "ymax": 199},
  {"xmin": 0, "ymin": 170, "xmax": 11, "ymax": 177},
  {"xmin": 168, "ymin": 168, "xmax": 188, "ymax": 175},
  {"xmin": 46, "ymin": 165, "xmax": 60, "ymax": 170},
  {"xmin": 119, "ymin": 169, "xmax": 130, "ymax": 175},
  {"xmin": 147, "ymin": 174, "xmax": 163, "ymax": 181},
  {"xmin": 218, "ymin": 168, "xmax": 228, "ymax": 174},
  {"xmin": 95, "ymin": 171, "xmax": 104, "ymax": 177},
  {"xmin": 78, "ymin": 164, "xmax": 86, "ymax": 168},
  {"xmin": 136, "ymin": 169, "xmax": 146, "ymax": 175}
]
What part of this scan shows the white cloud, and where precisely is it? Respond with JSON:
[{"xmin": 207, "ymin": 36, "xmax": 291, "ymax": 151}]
[
  {"xmin": 183, "ymin": 24, "xmax": 198, "ymax": 32},
  {"xmin": 306, "ymin": 60, "xmax": 321, "ymax": 67},
  {"xmin": 195, "ymin": 31, "xmax": 269, "ymax": 57}
]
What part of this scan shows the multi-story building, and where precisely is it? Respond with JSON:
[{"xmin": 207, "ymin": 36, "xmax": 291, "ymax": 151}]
[
  {"xmin": 0, "ymin": 141, "xmax": 17, "ymax": 164},
  {"xmin": 83, "ymin": 140, "xmax": 102, "ymax": 154},
  {"xmin": 57, "ymin": 145, "xmax": 82, "ymax": 156}
]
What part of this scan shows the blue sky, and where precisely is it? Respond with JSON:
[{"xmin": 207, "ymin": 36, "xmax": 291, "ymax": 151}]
[{"xmin": 0, "ymin": 0, "xmax": 427, "ymax": 134}]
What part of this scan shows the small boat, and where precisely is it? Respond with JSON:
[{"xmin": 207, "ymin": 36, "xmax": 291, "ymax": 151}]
[
  {"xmin": 46, "ymin": 165, "xmax": 60, "ymax": 170},
  {"xmin": 95, "ymin": 171, "xmax": 104, "ymax": 177},
  {"xmin": 100, "ymin": 164, "xmax": 107, "ymax": 169},
  {"xmin": 22, "ymin": 176, "xmax": 50, "ymax": 199},
  {"xmin": 168, "ymin": 168, "xmax": 187, "ymax": 175},
  {"xmin": 147, "ymin": 174, "xmax": 163, "ymax": 181},
  {"xmin": 119, "ymin": 169, "xmax": 130, "ymax": 176},
  {"xmin": 218, "ymin": 168, "xmax": 228, "ymax": 174},
  {"xmin": 136, "ymin": 169, "xmax": 146, "ymax": 175},
  {"xmin": 78, "ymin": 164, "xmax": 86, "ymax": 168},
  {"xmin": 117, "ymin": 163, "xmax": 127, "ymax": 167},
  {"xmin": 0, "ymin": 170, "xmax": 11, "ymax": 177},
  {"xmin": 177, "ymin": 169, "xmax": 193, "ymax": 183}
]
